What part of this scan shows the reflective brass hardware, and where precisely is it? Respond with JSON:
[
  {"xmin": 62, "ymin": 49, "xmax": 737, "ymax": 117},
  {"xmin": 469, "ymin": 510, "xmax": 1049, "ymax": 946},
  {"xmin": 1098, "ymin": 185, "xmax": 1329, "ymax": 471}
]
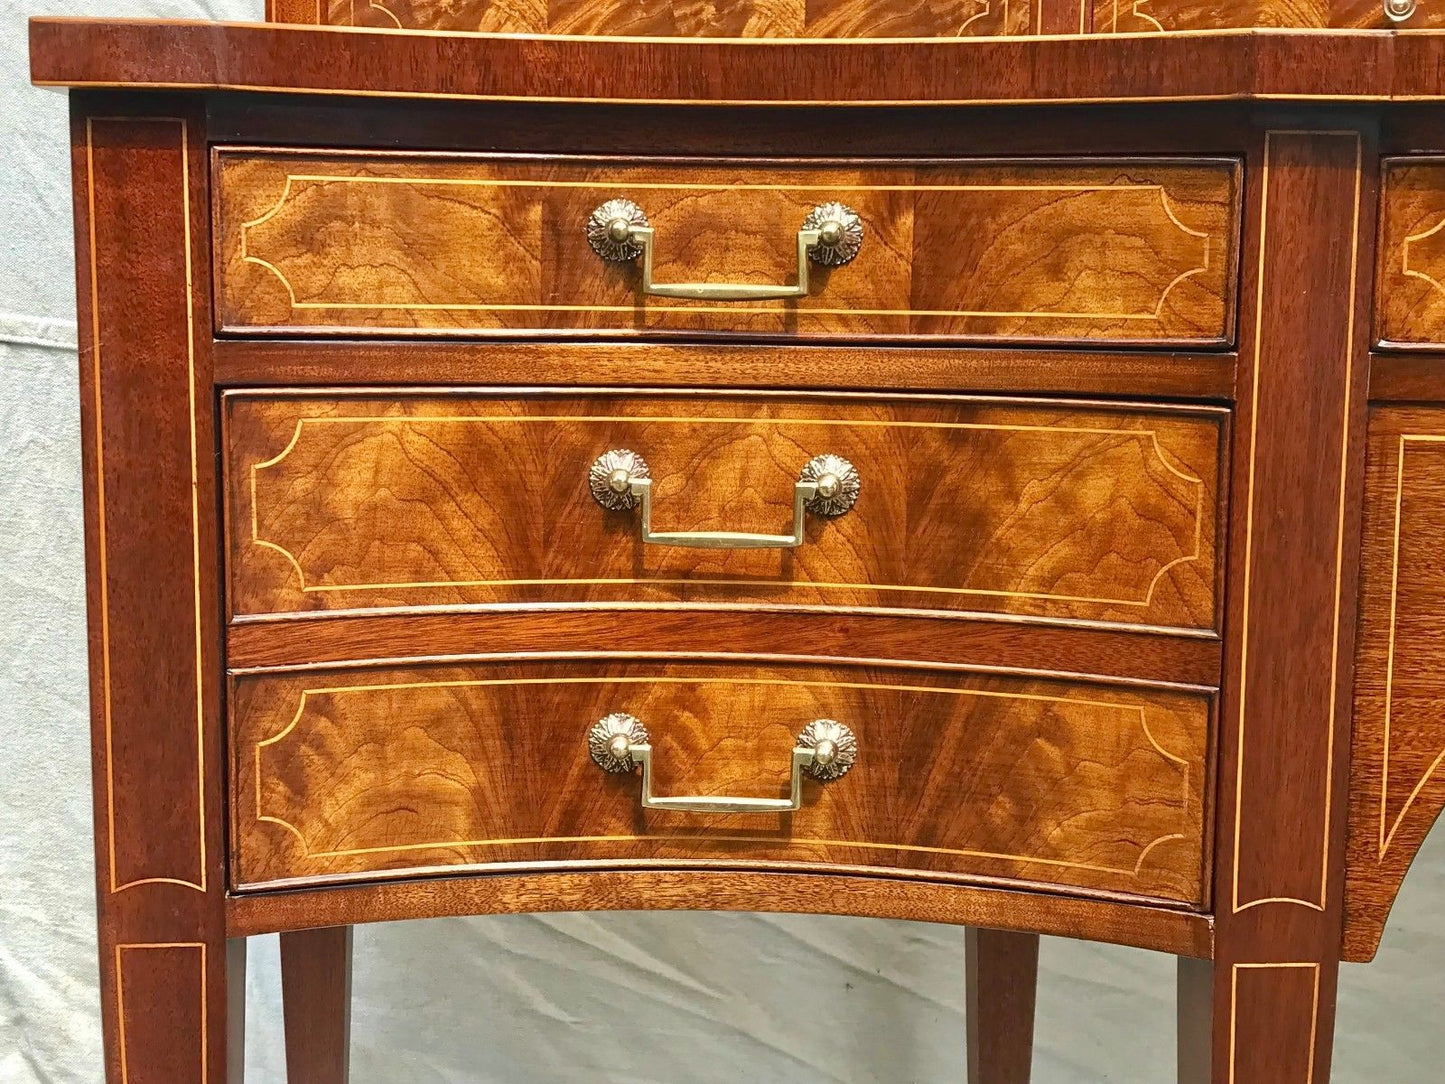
[
  {"xmin": 587, "ymin": 450, "xmax": 860, "ymax": 549},
  {"xmin": 587, "ymin": 713, "xmax": 858, "ymax": 813},
  {"xmin": 1384, "ymin": 0, "xmax": 1417, "ymax": 20},
  {"xmin": 585, "ymin": 199, "xmax": 863, "ymax": 300}
]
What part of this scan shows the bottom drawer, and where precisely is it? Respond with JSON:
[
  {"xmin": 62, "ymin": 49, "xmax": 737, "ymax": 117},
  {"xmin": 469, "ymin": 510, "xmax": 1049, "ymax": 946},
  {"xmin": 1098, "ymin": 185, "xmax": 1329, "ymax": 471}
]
[{"xmin": 230, "ymin": 658, "xmax": 1211, "ymax": 904}]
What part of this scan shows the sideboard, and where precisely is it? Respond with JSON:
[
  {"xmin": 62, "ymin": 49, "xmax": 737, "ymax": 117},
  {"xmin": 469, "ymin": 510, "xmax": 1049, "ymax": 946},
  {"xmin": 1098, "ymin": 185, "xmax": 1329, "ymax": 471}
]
[{"xmin": 28, "ymin": 13, "xmax": 1445, "ymax": 1081}]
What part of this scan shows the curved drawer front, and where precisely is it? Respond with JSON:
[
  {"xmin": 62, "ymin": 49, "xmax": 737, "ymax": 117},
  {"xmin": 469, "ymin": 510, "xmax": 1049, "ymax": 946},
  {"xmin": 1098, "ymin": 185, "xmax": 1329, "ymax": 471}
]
[
  {"xmin": 225, "ymin": 392, "xmax": 1224, "ymax": 630},
  {"xmin": 230, "ymin": 659, "xmax": 1211, "ymax": 902},
  {"xmin": 214, "ymin": 151, "xmax": 1240, "ymax": 345}
]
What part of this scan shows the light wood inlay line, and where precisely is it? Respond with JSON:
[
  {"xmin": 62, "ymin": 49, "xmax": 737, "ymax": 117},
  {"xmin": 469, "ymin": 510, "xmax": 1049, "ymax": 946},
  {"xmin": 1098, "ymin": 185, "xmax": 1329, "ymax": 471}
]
[
  {"xmin": 237, "ymin": 174, "xmax": 1211, "ymax": 322},
  {"xmin": 87, "ymin": 116, "xmax": 207, "ymax": 895},
  {"xmin": 1232, "ymin": 130, "xmax": 1361, "ymax": 915},
  {"xmin": 1378, "ymin": 434, "xmax": 1445, "ymax": 858},
  {"xmin": 115, "ymin": 942, "xmax": 208, "ymax": 1084},
  {"xmin": 1228, "ymin": 962, "xmax": 1321, "ymax": 1084},
  {"xmin": 247, "ymin": 414, "xmax": 1205, "ymax": 607},
  {"xmin": 1401, "ymin": 215, "xmax": 1445, "ymax": 300},
  {"xmin": 252, "ymin": 675, "xmax": 1193, "ymax": 875}
]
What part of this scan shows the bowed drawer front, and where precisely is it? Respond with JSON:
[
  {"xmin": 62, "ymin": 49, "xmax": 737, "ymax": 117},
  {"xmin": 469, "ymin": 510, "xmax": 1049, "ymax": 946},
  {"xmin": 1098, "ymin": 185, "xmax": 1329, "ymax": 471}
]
[
  {"xmin": 230, "ymin": 659, "xmax": 1212, "ymax": 902},
  {"xmin": 213, "ymin": 151, "xmax": 1241, "ymax": 345},
  {"xmin": 224, "ymin": 391, "xmax": 1225, "ymax": 630}
]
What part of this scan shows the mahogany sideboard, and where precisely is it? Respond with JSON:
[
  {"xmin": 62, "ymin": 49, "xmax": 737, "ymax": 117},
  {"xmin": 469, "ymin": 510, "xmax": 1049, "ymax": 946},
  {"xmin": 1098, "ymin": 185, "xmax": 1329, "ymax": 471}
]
[{"xmin": 28, "ymin": 12, "xmax": 1445, "ymax": 1082}]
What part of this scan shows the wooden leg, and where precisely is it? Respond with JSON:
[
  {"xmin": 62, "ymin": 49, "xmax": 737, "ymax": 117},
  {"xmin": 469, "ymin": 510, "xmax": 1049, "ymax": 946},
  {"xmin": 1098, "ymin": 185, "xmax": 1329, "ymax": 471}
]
[
  {"xmin": 1178, "ymin": 953, "xmax": 1341, "ymax": 1083},
  {"xmin": 75, "ymin": 102, "xmax": 233, "ymax": 1083},
  {"xmin": 281, "ymin": 926, "xmax": 354, "ymax": 1084},
  {"xmin": 965, "ymin": 928, "xmax": 1039, "ymax": 1084},
  {"xmin": 1177, "ymin": 958, "xmax": 1213, "ymax": 1084}
]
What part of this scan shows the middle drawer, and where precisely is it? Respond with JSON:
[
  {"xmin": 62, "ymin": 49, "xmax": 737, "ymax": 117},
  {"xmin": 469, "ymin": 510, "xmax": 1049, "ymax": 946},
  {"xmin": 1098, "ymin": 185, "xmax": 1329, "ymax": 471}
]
[{"xmin": 225, "ymin": 390, "xmax": 1224, "ymax": 631}]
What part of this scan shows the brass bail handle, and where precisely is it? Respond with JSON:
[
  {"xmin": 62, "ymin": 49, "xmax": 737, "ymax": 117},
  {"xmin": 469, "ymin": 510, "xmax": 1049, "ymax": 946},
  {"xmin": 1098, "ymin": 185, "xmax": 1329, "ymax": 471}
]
[
  {"xmin": 585, "ymin": 198, "xmax": 864, "ymax": 301},
  {"xmin": 587, "ymin": 450, "xmax": 861, "ymax": 550},
  {"xmin": 588, "ymin": 713, "xmax": 858, "ymax": 814}
]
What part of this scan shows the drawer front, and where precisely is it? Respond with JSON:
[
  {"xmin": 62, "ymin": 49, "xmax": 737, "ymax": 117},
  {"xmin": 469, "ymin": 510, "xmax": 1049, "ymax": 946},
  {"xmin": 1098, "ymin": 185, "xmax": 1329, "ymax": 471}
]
[
  {"xmin": 316, "ymin": 0, "xmax": 1035, "ymax": 35},
  {"xmin": 214, "ymin": 152, "xmax": 1241, "ymax": 346},
  {"xmin": 1377, "ymin": 158, "xmax": 1445, "ymax": 346},
  {"xmin": 225, "ymin": 391, "xmax": 1224, "ymax": 630},
  {"xmin": 230, "ymin": 659, "xmax": 1212, "ymax": 902}
]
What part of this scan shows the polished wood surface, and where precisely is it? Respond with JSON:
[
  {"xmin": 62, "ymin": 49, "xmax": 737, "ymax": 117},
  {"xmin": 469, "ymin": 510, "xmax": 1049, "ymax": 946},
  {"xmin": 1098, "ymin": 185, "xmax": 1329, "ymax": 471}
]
[
  {"xmin": 225, "ymin": 611, "xmax": 1224, "ymax": 688},
  {"xmin": 213, "ymin": 339, "xmax": 1237, "ymax": 401},
  {"xmin": 214, "ymin": 151, "xmax": 1240, "ymax": 344},
  {"xmin": 1205, "ymin": 128, "xmax": 1373, "ymax": 1083},
  {"xmin": 296, "ymin": 0, "xmax": 1038, "ymax": 35},
  {"xmin": 37, "ymin": 14, "xmax": 1445, "ymax": 1082},
  {"xmin": 225, "ymin": 391, "xmax": 1224, "ymax": 628},
  {"xmin": 279, "ymin": 0, "xmax": 1438, "ymax": 31},
  {"xmin": 230, "ymin": 658, "xmax": 1212, "ymax": 901},
  {"xmin": 281, "ymin": 926, "xmax": 352, "ymax": 1084},
  {"xmin": 1375, "ymin": 158, "xmax": 1445, "ymax": 347},
  {"xmin": 38, "ymin": 20, "xmax": 1445, "ymax": 106},
  {"xmin": 227, "ymin": 867, "xmax": 1215, "ymax": 956},
  {"xmin": 966, "ymin": 928, "xmax": 1039, "ymax": 1084},
  {"xmin": 1343, "ymin": 405, "xmax": 1445, "ymax": 961},
  {"xmin": 72, "ymin": 102, "xmax": 235, "ymax": 1082}
]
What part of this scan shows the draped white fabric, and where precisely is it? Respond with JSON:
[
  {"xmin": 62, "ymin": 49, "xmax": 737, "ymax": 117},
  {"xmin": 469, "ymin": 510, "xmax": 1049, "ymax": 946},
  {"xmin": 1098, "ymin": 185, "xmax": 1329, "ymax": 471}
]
[{"xmin": 2, "ymin": 3, "xmax": 1443, "ymax": 1078}]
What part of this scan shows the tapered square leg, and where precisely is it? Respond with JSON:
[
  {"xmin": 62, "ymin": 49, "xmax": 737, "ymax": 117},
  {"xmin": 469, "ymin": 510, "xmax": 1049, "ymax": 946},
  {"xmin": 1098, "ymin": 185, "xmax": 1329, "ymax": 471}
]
[
  {"xmin": 966, "ymin": 928, "xmax": 1039, "ymax": 1084},
  {"xmin": 1178, "ymin": 955, "xmax": 1340, "ymax": 1083},
  {"xmin": 281, "ymin": 926, "xmax": 353, "ymax": 1084}
]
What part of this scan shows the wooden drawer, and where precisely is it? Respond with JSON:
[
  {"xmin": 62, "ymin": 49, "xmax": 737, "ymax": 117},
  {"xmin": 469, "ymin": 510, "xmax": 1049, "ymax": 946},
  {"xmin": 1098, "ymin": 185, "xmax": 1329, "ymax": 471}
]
[
  {"xmin": 1377, "ymin": 158, "xmax": 1445, "ymax": 347},
  {"xmin": 214, "ymin": 151, "xmax": 1241, "ymax": 346},
  {"xmin": 230, "ymin": 658, "xmax": 1212, "ymax": 902},
  {"xmin": 224, "ymin": 390, "xmax": 1225, "ymax": 630}
]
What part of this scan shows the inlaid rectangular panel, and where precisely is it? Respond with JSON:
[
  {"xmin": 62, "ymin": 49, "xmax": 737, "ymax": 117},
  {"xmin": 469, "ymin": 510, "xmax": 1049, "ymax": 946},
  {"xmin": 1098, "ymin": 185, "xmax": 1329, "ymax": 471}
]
[
  {"xmin": 229, "ymin": 659, "xmax": 1212, "ymax": 902},
  {"xmin": 213, "ymin": 151, "xmax": 1241, "ymax": 345},
  {"xmin": 224, "ymin": 390, "xmax": 1225, "ymax": 630},
  {"xmin": 1376, "ymin": 158, "xmax": 1445, "ymax": 346},
  {"xmin": 1090, "ymin": 0, "xmax": 1342, "ymax": 31},
  {"xmin": 1344, "ymin": 407, "xmax": 1445, "ymax": 959},
  {"xmin": 308, "ymin": 0, "xmax": 1036, "ymax": 36}
]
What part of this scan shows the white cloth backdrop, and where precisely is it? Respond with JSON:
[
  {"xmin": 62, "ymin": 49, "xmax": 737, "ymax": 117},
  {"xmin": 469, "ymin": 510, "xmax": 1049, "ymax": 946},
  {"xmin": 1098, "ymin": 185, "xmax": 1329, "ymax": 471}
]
[{"xmin": 2, "ymin": 3, "xmax": 1442, "ymax": 1079}]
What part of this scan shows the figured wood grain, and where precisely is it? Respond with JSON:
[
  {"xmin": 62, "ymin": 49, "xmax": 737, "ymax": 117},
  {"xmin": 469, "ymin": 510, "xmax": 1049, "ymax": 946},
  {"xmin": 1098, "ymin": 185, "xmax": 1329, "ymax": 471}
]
[
  {"xmin": 319, "ymin": 0, "xmax": 1034, "ymax": 35},
  {"xmin": 213, "ymin": 151, "xmax": 1240, "ymax": 345},
  {"xmin": 230, "ymin": 658, "xmax": 1212, "ymax": 901},
  {"xmin": 1375, "ymin": 159, "xmax": 1445, "ymax": 347},
  {"xmin": 289, "ymin": 0, "xmax": 1428, "ymax": 32},
  {"xmin": 224, "ymin": 391, "xmax": 1224, "ymax": 630},
  {"xmin": 1343, "ymin": 407, "xmax": 1445, "ymax": 961}
]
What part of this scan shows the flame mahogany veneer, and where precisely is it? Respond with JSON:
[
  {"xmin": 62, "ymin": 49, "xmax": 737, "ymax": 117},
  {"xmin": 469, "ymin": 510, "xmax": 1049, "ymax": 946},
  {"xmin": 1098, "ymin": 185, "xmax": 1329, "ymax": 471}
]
[{"xmin": 30, "ymin": 12, "xmax": 1445, "ymax": 1084}]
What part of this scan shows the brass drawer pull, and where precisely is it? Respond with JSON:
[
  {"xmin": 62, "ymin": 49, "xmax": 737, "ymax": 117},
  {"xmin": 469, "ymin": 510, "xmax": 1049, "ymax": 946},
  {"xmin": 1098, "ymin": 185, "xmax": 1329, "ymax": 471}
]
[
  {"xmin": 587, "ymin": 713, "xmax": 857, "ymax": 813},
  {"xmin": 585, "ymin": 198, "xmax": 863, "ymax": 301},
  {"xmin": 588, "ymin": 449, "xmax": 860, "ymax": 550}
]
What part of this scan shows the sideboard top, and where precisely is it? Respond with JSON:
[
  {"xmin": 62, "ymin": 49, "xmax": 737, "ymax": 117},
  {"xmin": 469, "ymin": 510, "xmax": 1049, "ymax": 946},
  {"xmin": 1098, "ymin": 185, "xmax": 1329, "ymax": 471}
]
[{"xmin": 29, "ymin": 17, "xmax": 1445, "ymax": 105}]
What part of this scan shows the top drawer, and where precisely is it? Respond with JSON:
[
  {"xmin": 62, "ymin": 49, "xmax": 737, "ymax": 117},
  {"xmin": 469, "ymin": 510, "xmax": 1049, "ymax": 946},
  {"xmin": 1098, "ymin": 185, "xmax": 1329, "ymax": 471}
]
[{"xmin": 213, "ymin": 151, "xmax": 1241, "ymax": 346}]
